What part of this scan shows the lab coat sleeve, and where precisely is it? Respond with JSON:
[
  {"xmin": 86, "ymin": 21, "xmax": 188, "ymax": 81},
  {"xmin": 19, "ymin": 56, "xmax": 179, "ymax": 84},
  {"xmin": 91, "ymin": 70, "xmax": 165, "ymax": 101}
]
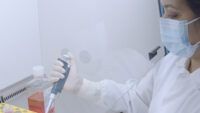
[
  {"xmin": 97, "ymin": 67, "xmax": 156, "ymax": 113},
  {"xmin": 76, "ymin": 67, "xmax": 156, "ymax": 113}
]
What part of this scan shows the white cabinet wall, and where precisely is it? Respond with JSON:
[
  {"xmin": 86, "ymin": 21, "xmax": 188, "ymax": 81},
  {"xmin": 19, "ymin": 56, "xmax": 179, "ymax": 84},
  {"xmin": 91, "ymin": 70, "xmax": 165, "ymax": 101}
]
[{"xmin": 0, "ymin": 0, "xmax": 41, "ymax": 90}]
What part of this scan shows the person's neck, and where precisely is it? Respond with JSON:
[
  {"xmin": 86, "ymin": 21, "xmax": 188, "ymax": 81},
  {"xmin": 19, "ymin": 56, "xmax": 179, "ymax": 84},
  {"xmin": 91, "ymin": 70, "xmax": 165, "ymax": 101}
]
[{"xmin": 189, "ymin": 46, "xmax": 200, "ymax": 73}]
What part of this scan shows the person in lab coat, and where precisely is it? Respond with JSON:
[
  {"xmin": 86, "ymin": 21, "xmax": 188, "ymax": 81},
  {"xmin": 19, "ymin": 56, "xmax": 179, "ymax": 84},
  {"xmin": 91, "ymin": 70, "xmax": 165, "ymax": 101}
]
[{"xmin": 50, "ymin": 0, "xmax": 200, "ymax": 112}]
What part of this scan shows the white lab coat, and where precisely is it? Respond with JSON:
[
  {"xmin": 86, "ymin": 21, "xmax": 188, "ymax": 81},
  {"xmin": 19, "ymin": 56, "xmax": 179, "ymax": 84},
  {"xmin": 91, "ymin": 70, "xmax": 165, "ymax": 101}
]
[{"xmin": 97, "ymin": 53, "xmax": 200, "ymax": 113}]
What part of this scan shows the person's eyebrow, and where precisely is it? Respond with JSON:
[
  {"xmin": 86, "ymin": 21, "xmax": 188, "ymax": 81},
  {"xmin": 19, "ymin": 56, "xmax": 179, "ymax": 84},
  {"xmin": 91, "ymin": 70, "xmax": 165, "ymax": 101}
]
[{"xmin": 163, "ymin": 4, "xmax": 178, "ymax": 10}]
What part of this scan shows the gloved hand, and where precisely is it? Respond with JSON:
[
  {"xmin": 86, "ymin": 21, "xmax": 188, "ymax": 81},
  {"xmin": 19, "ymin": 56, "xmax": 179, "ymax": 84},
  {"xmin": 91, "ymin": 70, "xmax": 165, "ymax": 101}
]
[
  {"xmin": 50, "ymin": 52, "xmax": 102, "ymax": 102},
  {"xmin": 50, "ymin": 52, "xmax": 83, "ymax": 94}
]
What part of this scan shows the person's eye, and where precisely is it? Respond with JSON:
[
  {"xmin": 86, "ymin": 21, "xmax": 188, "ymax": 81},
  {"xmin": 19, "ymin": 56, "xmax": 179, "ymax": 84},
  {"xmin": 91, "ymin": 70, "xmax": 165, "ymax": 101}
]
[{"xmin": 167, "ymin": 14, "xmax": 178, "ymax": 19}]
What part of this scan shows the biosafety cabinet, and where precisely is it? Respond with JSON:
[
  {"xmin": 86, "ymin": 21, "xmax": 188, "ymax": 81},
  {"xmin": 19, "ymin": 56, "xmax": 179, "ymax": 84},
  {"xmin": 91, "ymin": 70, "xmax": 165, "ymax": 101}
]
[{"xmin": 0, "ymin": 0, "xmax": 164, "ymax": 113}]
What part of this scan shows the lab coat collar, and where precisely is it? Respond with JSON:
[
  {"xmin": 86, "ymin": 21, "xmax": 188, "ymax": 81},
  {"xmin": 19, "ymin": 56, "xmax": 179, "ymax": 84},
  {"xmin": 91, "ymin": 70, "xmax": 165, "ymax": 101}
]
[
  {"xmin": 175, "ymin": 56, "xmax": 200, "ymax": 89},
  {"xmin": 178, "ymin": 57, "xmax": 200, "ymax": 75},
  {"xmin": 175, "ymin": 56, "xmax": 190, "ymax": 70}
]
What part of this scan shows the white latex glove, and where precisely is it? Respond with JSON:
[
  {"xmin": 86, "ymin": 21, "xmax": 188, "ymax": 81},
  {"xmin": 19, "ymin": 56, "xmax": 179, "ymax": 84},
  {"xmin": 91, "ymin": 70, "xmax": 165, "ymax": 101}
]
[
  {"xmin": 51, "ymin": 52, "xmax": 102, "ymax": 102},
  {"xmin": 50, "ymin": 52, "xmax": 83, "ymax": 94}
]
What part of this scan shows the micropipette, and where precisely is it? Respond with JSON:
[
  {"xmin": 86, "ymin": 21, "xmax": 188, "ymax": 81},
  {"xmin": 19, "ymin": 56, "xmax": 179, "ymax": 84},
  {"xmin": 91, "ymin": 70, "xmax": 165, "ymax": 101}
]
[{"xmin": 45, "ymin": 49, "xmax": 71, "ymax": 113}]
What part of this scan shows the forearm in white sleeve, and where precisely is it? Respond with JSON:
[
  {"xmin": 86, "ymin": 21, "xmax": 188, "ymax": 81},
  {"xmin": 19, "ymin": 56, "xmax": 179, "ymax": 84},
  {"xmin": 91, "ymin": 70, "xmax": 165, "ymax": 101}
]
[
  {"xmin": 75, "ymin": 64, "xmax": 156, "ymax": 113},
  {"xmin": 76, "ymin": 78, "xmax": 102, "ymax": 102}
]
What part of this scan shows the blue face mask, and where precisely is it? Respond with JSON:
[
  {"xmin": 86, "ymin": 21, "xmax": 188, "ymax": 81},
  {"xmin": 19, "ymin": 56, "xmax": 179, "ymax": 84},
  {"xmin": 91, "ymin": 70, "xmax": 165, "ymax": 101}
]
[{"xmin": 160, "ymin": 17, "xmax": 200, "ymax": 58}]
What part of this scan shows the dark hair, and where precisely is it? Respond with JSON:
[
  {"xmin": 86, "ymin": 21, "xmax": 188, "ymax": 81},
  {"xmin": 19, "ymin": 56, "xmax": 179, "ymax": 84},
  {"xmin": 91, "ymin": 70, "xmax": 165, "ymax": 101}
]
[{"xmin": 187, "ymin": 0, "xmax": 200, "ymax": 17}]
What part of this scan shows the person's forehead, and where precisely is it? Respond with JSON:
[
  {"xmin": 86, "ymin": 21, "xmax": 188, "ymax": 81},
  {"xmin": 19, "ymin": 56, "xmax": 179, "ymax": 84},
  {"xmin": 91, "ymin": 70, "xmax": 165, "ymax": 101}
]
[{"xmin": 161, "ymin": 0, "xmax": 187, "ymax": 9}]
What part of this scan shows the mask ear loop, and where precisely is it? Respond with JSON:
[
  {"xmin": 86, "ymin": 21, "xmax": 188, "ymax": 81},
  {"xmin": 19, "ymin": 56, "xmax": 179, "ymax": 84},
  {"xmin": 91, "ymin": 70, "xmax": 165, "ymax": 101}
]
[
  {"xmin": 187, "ymin": 17, "xmax": 200, "ymax": 25},
  {"xmin": 190, "ymin": 17, "xmax": 200, "ymax": 46},
  {"xmin": 187, "ymin": 17, "xmax": 200, "ymax": 46},
  {"xmin": 196, "ymin": 41, "xmax": 200, "ymax": 46}
]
